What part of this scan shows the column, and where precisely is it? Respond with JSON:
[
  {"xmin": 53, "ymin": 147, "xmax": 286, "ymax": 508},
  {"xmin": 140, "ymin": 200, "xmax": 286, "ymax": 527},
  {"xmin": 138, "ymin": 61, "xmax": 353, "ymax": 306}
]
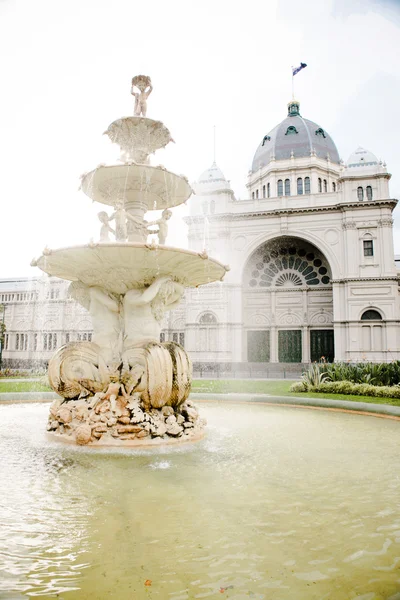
[
  {"xmin": 270, "ymin": 326, "xmax": 277, "ymax": 362},
  {"xmin": 302, "ymin": 326, "xmax": 310, "ymax": 363}
]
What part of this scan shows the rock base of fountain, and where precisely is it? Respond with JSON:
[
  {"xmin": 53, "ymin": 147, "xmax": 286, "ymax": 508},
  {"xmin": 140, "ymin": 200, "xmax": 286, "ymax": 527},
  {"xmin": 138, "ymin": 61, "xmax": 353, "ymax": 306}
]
[
  {"xmin": 47, "ymin": 396, "xmax": 205, "ymax": 447},
  {"xmin": 46, "ymin": 339, "xmax": 205, "ymax": 446}
]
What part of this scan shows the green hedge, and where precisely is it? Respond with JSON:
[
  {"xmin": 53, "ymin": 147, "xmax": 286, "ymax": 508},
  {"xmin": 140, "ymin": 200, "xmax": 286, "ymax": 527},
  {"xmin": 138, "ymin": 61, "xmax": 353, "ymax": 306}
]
[{"xmin": 290, "ymin": 380, "xmax": 400, "ymax": 399}]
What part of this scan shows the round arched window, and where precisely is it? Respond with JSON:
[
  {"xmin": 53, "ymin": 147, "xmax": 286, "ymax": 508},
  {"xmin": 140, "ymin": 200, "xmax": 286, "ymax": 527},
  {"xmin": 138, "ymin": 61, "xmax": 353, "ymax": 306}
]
[
  {"xmin": 199, "ymin": 312, "xmax": 217, "ymax": 324},
  {"xmin": 361, "ymin": 309, "xmax": 382, "ymax": 321}
]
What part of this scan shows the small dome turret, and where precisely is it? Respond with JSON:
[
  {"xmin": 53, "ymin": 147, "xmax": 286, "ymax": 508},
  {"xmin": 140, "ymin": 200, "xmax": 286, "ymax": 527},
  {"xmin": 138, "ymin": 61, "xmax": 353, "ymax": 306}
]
[
  {"xmin": 346, "ymin": 147, "xmax": 379, "ymax": 169},
  {"xmin": 193, "ymin": 161, "xmax": 230, "ymax": 194}
]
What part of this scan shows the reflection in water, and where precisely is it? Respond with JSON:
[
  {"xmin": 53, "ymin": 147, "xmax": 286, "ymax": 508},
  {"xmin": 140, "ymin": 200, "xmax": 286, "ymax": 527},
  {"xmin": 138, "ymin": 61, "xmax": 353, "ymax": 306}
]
[{"xmin": 0, "ymin": 402, "xmax": 400, "ymax": 599}]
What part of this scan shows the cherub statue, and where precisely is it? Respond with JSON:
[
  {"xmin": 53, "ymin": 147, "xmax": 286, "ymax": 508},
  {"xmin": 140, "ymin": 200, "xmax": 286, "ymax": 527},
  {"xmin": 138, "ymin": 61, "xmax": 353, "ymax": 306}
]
[
  {"xmin": 131, "ymin": 75, "xmax": 153, "ymax": 117},
  {"xmin": 109, "ymin": 201, "xmax": 128, "ymax": 241},
  {"xmin": 147, "ymin": 209, "xmax": 172, "ymax": 245},
  {"xmin": 123, "ymin": 276, "xmax": 184, "ymax": 347},
  {"xmin": 98, "ymin": 211, "xmax": 115, "ymax": 242},
  {"xmin": 69, "ymin": 282, "xmax": 121, "ymax": 365}
]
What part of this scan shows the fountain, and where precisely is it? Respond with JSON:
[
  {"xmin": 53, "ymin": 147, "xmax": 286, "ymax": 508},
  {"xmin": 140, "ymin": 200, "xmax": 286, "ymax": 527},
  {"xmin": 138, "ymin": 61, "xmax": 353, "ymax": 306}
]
[{"xmin": 32, "ymin": 75, "xmax": 228, "ymax": 446}]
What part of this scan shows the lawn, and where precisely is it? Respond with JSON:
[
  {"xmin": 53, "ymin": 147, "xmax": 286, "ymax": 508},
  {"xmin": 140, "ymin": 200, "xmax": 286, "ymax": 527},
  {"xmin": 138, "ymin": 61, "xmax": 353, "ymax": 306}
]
[
  {"xmin": 191, "ymin": 379, "xmax": 400, "ymax": 406},
  {"xmin": 0, "ymin": 378, "xmax": 398, "ymax": 407},
  {"xmin": 0, "ymin": 381, "xmax": 52, "ymax": 393}
]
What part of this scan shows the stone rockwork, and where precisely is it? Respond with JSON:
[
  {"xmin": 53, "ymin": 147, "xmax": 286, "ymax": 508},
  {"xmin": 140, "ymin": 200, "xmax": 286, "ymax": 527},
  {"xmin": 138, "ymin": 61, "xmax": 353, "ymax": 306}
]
[{"xmin": 47, "ymin": 394, "xmax": 205, "ymax": 446}]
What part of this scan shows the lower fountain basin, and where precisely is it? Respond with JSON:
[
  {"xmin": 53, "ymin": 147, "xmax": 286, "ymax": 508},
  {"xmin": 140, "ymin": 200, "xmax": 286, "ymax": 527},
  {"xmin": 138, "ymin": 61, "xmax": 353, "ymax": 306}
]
[
  {"xmin": 1, "ymin": 400, "xmax": 399, "ymax": 599},
  {"xmin": 36, "ymin": 243, "xmax": 227, "ymax": 293}
]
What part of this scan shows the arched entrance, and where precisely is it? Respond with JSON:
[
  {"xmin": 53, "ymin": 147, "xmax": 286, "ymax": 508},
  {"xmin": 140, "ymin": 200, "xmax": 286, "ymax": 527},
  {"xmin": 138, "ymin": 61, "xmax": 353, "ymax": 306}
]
[{"xmin": 243, "ymin": 236, "xmax": 334, "ymax": 363}]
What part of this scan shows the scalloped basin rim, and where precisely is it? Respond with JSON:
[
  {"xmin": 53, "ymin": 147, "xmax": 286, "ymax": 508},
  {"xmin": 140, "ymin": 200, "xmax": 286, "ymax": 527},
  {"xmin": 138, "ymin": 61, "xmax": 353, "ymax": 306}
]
[
  {"xmin": 81, "ymin": 163, "xmax": 192, "ymax": 210},
  {"xmin": 36, "ymin": 243, "xmax": 228, "ymax": 292}
]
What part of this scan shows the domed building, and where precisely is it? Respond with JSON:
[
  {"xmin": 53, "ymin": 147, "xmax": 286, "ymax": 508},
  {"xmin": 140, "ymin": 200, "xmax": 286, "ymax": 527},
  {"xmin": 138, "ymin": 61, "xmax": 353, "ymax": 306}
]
[
  {"xmin": 181, "ymin": 100, "xmax": 399, "ymax": 371},
  {"xmin": 0, "ymin": 100, "xmax": 398, "ymax": 372}
]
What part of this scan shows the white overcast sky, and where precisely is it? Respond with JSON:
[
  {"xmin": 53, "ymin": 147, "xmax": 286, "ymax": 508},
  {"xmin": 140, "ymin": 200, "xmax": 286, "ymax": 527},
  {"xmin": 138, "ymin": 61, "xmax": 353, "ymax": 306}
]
[{"xmin": 0, "ymin": 0, "xmax": 399, "ymax": 278}]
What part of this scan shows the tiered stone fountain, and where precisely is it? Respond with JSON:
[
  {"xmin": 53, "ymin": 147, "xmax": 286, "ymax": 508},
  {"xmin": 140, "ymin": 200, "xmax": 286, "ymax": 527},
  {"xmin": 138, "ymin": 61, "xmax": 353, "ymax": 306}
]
[{"xmin": 33, "ymin": 75, "xmax": 228, "ymax": 446}]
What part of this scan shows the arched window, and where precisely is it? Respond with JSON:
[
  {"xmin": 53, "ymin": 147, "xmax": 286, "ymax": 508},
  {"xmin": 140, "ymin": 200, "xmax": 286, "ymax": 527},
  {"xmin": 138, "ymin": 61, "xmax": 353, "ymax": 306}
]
[
  {"xmin": 318, "ymin": 178, "xmax": 322, "ymax": 193},
  {"xmin": 16, "ymin": 333, "xmax": 19, "ymax": 350},
  {"xmin": 277, "ymin": 180, "xmax": 283, "ymax": 196},
  {"xmin": 256, "ymin": 189, "xmax": 259, "ymax": 199},
  {"xmin": 199, "ymin": 312, "xmax": 218, "ymax": 352},
  {"xmin": 332, "ymin": 182, "xmax": 336, "ymax": 192},
  {"xmin": 285, "ymin": 125, "xmax": 298, "ymax": 135},
  {"xmin": 297, "ymin": 178, "xmax": 303, "ymax": 195},
  {"xmin": 284, "ymin": 179, "xmax": 290, "ymax": 196},
  {"xmin": 267, "ymin": 182, "xmax": 270, "ymax": 198},
  {"xmin": 323, "ymin": 179, "xmax": 327, "ymax": 193},
  {"xmin": 199, "ymin": 312, "xmax": 217, "ymax": 324},
  {"xmin": 361, "ymin": 309, "xmax": 383, "ymax": 351},
  {"xmin": 357, "ymin": 186, "xmax": 364, "ymax": 201},
  {"xmin": 361, "ymin": 309, "xmax": 382, "ymax": 320},
  {"xmin": 262, "ymin": 185, "xmax": 266, "ymax": 198},
  {"xmin": 304, "ymin": 177, "xmax": 311, "ymax": 194},
  {"xmin": 366, "ymin": 186, "xmax": 373, "ymax": 200},
  {"xmin": 252, "ymin": 191, "xmax": 255, "ymax": 200}
]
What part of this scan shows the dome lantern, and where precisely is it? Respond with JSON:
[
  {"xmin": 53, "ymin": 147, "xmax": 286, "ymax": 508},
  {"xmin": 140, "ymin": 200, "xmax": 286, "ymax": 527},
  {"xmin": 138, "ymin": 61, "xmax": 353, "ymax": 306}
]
[{"xmin": 287, "ymin": 100, "xmax": 300, "ymax": 117}]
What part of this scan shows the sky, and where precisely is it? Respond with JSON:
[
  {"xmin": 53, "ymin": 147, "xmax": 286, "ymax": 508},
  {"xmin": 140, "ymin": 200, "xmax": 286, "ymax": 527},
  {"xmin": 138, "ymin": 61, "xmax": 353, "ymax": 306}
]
[{"xmin": 0, "ymin": 0, "xmax": 399, "ymax": 278}]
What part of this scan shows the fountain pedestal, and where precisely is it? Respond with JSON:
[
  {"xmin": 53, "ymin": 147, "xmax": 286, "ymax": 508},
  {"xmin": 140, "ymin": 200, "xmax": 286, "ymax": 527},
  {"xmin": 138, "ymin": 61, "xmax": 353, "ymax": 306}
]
[{"xmin": 34, "ymin": 76, "xmax": 228, "ymax": 446}]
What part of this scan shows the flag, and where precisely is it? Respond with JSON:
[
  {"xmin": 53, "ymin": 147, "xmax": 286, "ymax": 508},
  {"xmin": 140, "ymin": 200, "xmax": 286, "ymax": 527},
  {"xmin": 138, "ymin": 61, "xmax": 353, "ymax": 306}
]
[{"xmin": 292, "ymin": 63, "xmax": 307, "ymax": 76}]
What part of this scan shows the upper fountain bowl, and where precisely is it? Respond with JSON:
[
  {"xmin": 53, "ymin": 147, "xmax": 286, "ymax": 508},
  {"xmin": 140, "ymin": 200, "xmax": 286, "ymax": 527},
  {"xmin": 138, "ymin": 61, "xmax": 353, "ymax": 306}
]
[
  {"xmin": 104, "ymin": 116, "xmax": 174, "ymax": 164},
  {"xmin": 81, "ymin": 164, "xmax": 192, "ymax": 210}
]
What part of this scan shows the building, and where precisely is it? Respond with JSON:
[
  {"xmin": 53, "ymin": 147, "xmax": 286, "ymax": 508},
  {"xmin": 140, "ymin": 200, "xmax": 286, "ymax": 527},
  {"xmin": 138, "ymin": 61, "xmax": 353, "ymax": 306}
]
[{"xmin": 1, "ymin": 100, "xmax": 399, "ymax": 371}]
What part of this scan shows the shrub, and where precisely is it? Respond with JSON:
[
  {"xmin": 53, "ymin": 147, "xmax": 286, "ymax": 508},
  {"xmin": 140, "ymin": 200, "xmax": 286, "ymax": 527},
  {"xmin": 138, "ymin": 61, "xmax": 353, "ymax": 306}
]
[
  {"xmin": 290, "ymin": 381, "xmax": 308, "ymax": 393},
  {"xmin": 318, "ymin": 361, "xmax": 400, "ymax": 387},
  {"xmin": 304, "ymin": 381, "xmax": 400, "ymax": 399}
]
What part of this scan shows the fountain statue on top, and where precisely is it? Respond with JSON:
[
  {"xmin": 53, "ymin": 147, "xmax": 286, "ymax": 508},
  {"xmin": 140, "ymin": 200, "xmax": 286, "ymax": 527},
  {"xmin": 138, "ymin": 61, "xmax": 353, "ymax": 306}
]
[{"xmin": 34, "ymin": 76, "xmax": 228, "ymax": 446}]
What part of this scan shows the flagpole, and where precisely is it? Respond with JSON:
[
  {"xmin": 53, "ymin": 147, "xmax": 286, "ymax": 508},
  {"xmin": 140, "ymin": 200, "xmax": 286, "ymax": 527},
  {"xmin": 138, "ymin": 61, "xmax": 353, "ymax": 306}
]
[{"xmin": 291, "ymin": 66, "xmax": 294, "ymax": 100}]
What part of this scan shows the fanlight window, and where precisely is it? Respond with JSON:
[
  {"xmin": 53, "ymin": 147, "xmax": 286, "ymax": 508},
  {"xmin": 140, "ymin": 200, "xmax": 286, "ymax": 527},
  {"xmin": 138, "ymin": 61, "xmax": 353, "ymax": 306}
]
[
  {"xmin": 315, "ymin": 128, "xmax": 326, "ymax": 138},
  {"xmin": 361, "ymin": 310, "xmax": 382, "ymax": 321},
  {"xmin": 285, "ymin": 126, "xmax": 298, "ymax": 135},
  {"xmin": 248, "ymin": 245, "xmax": 331, "ymax": 288},
  {"xmin": 275, "ymin": 273, "xmax": 303, "ymax": 287},
  {"xmin": 199, "ymin": 312, "xmax": 217, "ymax": 324}
]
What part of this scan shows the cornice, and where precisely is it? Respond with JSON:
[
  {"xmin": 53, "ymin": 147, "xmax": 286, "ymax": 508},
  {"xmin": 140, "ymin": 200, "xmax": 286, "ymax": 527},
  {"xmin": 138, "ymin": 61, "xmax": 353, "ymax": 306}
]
[
  {"xmin": 183, "ymin": 198, "xmax": 397, "ymax": 224},
  {"xmin": 338, "ymin": 172, "xmax": 392, "ymax": 182},
  {"xmin": 331, "ymin": 276, "xmax": 399, "ymax": 283}
]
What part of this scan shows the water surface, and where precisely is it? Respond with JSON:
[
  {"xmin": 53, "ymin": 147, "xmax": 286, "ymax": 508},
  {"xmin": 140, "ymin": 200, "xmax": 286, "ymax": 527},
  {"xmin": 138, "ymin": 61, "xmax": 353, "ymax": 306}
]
[{"xmin": 1, "ymin": 402, "xmax": 400, "ymax": 599}]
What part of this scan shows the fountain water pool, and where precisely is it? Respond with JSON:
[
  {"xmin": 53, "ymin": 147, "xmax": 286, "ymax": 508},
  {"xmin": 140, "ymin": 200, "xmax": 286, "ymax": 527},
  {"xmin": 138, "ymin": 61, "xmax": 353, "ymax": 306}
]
[{"xmin": 1, "ymin": 400, "xmax": 400, "ymax": 599}]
